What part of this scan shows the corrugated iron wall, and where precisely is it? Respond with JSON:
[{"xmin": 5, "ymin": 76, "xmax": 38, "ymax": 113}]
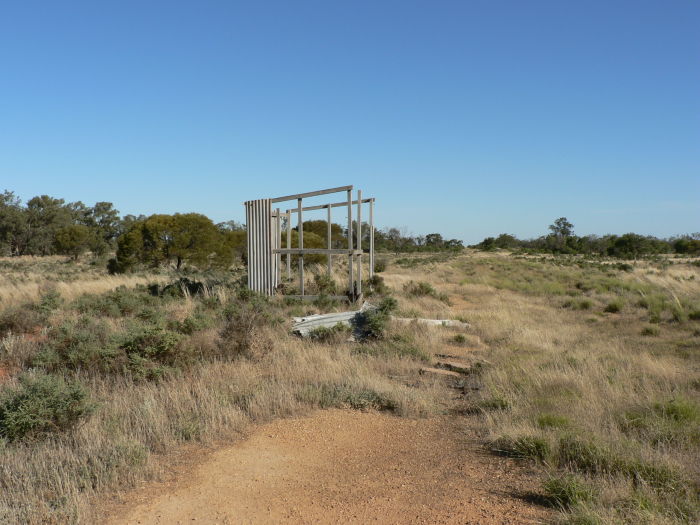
[{"xmin": 245, "ymin": 198, "xmax": 278, "ymax": 295}]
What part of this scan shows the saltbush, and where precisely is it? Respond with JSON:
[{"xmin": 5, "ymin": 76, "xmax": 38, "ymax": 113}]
[{"xmin": 0, "ymin": 372, "xmax": 94, "ymax": 442}]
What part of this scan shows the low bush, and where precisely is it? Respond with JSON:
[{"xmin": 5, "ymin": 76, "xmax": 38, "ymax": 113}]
[
  {"xmin": 0, "ymin": 305, "xmax": 45, "ymax": 338},
  {"xmin": 219, "ymin": 296, "xmax": 277, "ymax": 359},
  {"xmin": 374, "ymin": 259, "xmax": 387, "ymax": 273},
  {"xmin": 365, "ymin": 275, "xmax": 389, "ymax": 296},
  {"xmin": 354, "ymin": 297, "xmax": 398, "ymax": 339},
  {"xmin": 403, "ymin": 281, "xmax": 450, "ymax": 303},
  {"xmin": 0, "ymin": 372, "xmax": 94, "ymax": 442},
  {"xmin": 34, "ymin": 318, "xmax": 118, "ymax": 374}
]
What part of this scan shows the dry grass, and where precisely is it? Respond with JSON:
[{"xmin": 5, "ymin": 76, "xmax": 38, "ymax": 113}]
[
  {"xmin": 0, "ymin": 255, "xmax": 168, "ymax": 304},
  {"xmin": 0, "ymin": 257, "xmax": 446, "ymax": 524},
  {"xmin": 1, "ymin": 251, "xmax": 698, "ymax": 524}
]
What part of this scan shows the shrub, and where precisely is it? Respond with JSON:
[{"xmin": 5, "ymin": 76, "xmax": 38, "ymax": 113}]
[
  {"xmin": 689, "ymin": 309, "xmax": 700, "ymax": 321},
  {"xmin": 354, "ymin": 297, "xmax": 398, "ymax": 339},
  {"xmin": 74, "ymin": 286, "xmax": 157, "ymax": 317},
  {"xmin": 404, "ymin": 280, "xmax": 436, "ymax": 297},
  {"xmin": 374, "ymin": 259, "xmax": 387, "ymax": 273},
  {"xmin": 365, "ymin": 274, "xmax": 388, "ymax": 296},
  {"xmin": 543, "ymin": 474, "xmax": 595, "ymax": 509},
  {"xmin": 403, "ymin": 281, "xmax": 449, "ymax": 302},
  {"xmin": 0, "ymin": 305, "xmax": 44, "ymax": 337},
  {"xmin": 37, "ymin": 288, "xmax": 63, "ymax": 314},
  {"xmin": 34, "ymin": 318, "xmax": 118, "ymax": 374},
  {"xmin": 219, "ymin": 297, "xmax": 276, "ymax": 359},
  {"xmin": 0, "ymin": 372, "xmax": 94, "ymax": 441},
  {"xmin": 312, "ymin": 273, "xmax": 337, "ymax": 295}
]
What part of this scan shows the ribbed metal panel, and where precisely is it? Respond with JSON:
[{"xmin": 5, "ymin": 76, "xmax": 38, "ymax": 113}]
[{"xmin": 245, "ymin": 198, "xmax": 276, "ymax": 295}]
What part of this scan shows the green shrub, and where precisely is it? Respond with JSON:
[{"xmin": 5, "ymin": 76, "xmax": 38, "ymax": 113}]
[
  {"xmin": 365, "ymin": 274, "xmax": 388, "ymax": 296},
  {"xmin": 0, "ymin": 305, "xmax": 45, "ymax": 337},
  {"xmin": 404, "ymin": 280, "xmax": 437, "ymax": 297},
  {"xmin": 219, "ymin": 297, "xmax": 277, "ymax": 359},
  {"xmin": 354, "ymin": 297, "xmax": 398, "ymax": 340},
  {"xmin": 0, "ymin": 372, "xmax": 94, "ymax": 441},
  {"xmin": 688, "ymin": 309, "xmax": 700, "ymax": 321},
  {"xmin": 34, "ymin": 318, "xmax": 118, "ymax": 374},
  {"xmin": 374, "ymin": 259, "xmax": 387, "ymax": 273},
  {"xmin": 543, "ymin": 474, "xmax": 595, "ymax": 509},
  {"xmin": 37, "ymin": 288, "xmax": 63, "ymax": 314},
  {"xmin": 312, "ymin": 273, "xmax": 337, "ymax": 295},
  {"xmin": 74, "ymin": 286, "xmax": 157, "ymax": 317}
]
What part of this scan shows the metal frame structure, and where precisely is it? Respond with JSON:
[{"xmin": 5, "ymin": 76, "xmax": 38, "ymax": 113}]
[{"xmin": 244, "ymin": 185, "xmax": 375, "ymax": 301}]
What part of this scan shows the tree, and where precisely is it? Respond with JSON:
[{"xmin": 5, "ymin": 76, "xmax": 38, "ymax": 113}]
[
  {"xmin": 115, "ymin": 213, "xmax": 235, "ymax": 271},
  {"xmin": 0, "ymin": 191, "xmax": 28, "ymax": 256},
  {"xmin": 549, "ymin": 217, "xmax": 574, "ymax": 238},
  {"xmin": 55, "ymin": 224, "xmax": 92, "ymax": 260},
  {"xmin": 25, "ymin": 196, "xmax": 74, "ymax": 255}
]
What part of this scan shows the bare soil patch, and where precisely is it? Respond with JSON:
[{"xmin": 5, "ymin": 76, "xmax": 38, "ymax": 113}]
[{"xmin": 106, "ymin": 409, "xmax": 549, "ymax": 524}]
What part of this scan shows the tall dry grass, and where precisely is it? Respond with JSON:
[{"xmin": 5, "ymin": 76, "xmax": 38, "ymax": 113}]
[{"xmin": 0, "ymin": 258, "xmax": 446, "ymax": 523}]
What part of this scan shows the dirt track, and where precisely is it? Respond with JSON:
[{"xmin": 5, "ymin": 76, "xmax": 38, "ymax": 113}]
[{"xmin": 107, "ymin": 409, "xmax": 549, "ymax": 524}]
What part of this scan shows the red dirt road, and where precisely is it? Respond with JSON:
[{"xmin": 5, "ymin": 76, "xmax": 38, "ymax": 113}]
[{"xmin": 107, "ymin": 410, "xmax": 549, "ymax": 524}]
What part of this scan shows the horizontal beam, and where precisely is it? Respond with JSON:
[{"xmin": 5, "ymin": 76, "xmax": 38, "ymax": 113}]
[
  {"xmin": 273, "ymin": 248, "xmax": 364, "ymax": 255},
  {"xmin": 284, "ymin": 295, "xmax": 351, "ymax": 302},
  {"xmin": 270, "ymin": 185, "xmax": 353, "ymax": 204},
  {"xmin": 286, "ymin": 198, "xmax": 375, "ymax": 214}
]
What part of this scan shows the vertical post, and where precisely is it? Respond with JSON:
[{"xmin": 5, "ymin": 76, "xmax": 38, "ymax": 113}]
[
  {"xmin": 356, "ymin": 190, "xmax": 362, "ymax": 297},
  {"xmin": 347, "ymin": 189, "xmax": 353, "ymax": 300},
  {"xmin": 275, "ymin": 208, "xmax": 281, "ymax": 288},
  {"xmin": 286, "ymin": 210, "xmax": 291, "ymax": 280},
  {"xmin": 298, "ymin": 198, "xmax": 304, "ymax": 296},
  {"xmin": 327, "ymin": 204, "xmax": 332, "ymax": 277},
  {"xmin": 369, "ymin": 199, "xmax": 375, "ymax": 278}
]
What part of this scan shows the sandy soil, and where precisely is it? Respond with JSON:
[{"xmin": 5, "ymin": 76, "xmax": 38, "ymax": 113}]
[{"xmin": 106, "ymin": 410, "xmax": 550, "ymax": 525}]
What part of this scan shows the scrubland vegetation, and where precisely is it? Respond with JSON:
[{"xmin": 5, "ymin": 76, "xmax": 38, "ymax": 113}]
[
  {"xmin": 1, "ymin": 216, "xmax": 698, "ymax": 524},
  {"xmin": 0, "ymin": 255, "xmax": 445, "ymax": 523},
  {"xmin": 445, "ymin": 253, "xmax": 700, "ymax": 524}
]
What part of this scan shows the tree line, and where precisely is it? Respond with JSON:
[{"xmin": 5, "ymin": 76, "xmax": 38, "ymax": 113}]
[
  {"xmin": 0, "ymin": 189, "xmax": 462, "ymax": 272},
  {"xmin": 474, "ymin": 217, "xmax": 700, "ymax": 258}
]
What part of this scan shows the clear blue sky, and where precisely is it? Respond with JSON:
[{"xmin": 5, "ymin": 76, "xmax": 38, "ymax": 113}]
[{"xmin": 1, "ymin": 0, "xmax": 698, "ymax": 243}]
